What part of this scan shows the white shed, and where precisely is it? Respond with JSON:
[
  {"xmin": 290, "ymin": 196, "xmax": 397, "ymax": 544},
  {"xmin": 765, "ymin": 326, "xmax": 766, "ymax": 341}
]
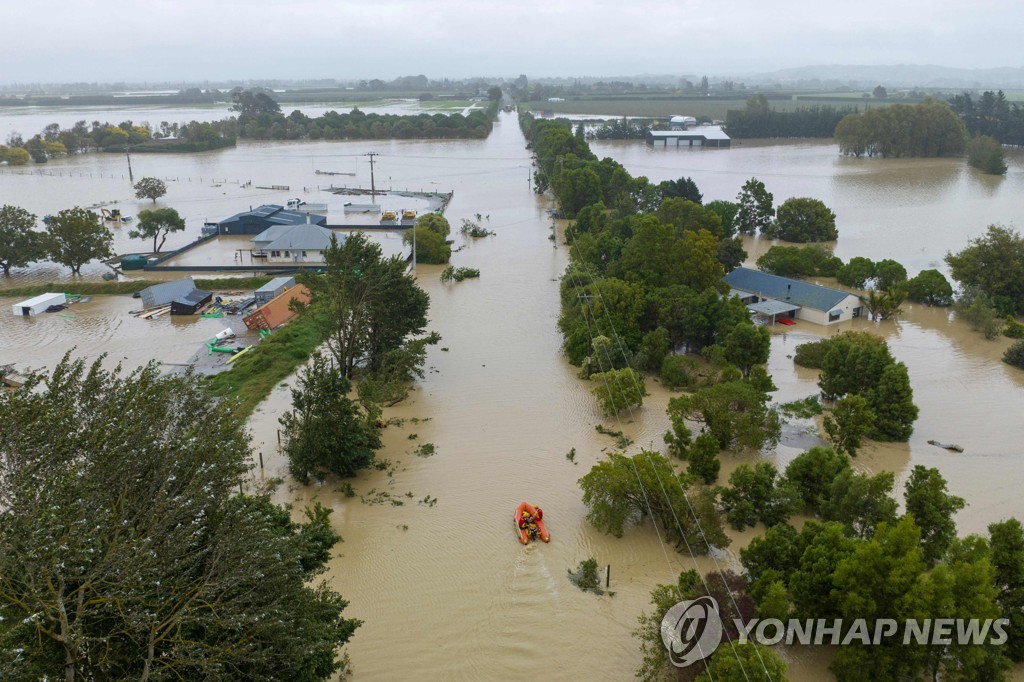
[{"xmin": 12, "ymin": 292, "xmax": 66, "ymax": 316}]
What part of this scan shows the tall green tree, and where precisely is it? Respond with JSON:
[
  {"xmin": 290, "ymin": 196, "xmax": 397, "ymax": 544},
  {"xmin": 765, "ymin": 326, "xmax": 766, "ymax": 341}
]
[
  {"xmin": 133, "ymin": 176, "xmax": 167, "ymax": 203},
  {"xmin": 820, "ymin": 469, "xmax": 899, "ymax": 538},
  {"xmin": 590, "ymin": 367, "xmax": 646, "ymax": 417},
  {"xmin": 874, "ymin": 259, "xmax": 908, "ymax": 290},
  {"xmin": 300, "ymin": 233, "xmax": 430, "ymax": 377},
  {"xmin": 946, "ymin": 225, "xmax": 1024, "ymax": 314},
  {"xmin": 280, "ymin": 351, "xmax": 382, "ymax": 483},
  {"xmin": 763, "ymin": 197, "xmax": 838, "ymax": 242},
  {"xmin": 822, "ymin": 394, "xmax": 875, "ymax": 456},
  {"xmin": 403, "ymin": 225, "xmax": 451, "ymax": 264},
  {"xmin": 667, "ymin": 381, "xmax": 781, "ymax": 452},
  {"xmin": 904, "ymin": 465, "xmax": 966, "ymax": 565},
  {"xmin": 695, "ymin": 642, "xmax": 787, "ymax": 682},
  {"xmin": 44, "ymin": 206, "xmax": 113, "ymax": 274},
  {"xmin": 784, "ymin": 446, "xmax": 852, "ymax": 512},
  {"xmin": 735, "ymin": 177, "xmax": 774, "ymax": 235},
  {"xmin": 989, "ymin": 519, "xmax": 1024, "ymax": 662},
  {"xmin": 968, "ymin": 134, "xmax": 1008, "ymax": 175},
  {"xmin": 868, "ymin": 361, "xmax": 918, "ymax": 441},
  {"xmin": 719, "ymin": 461, "xmax": 797, "ymax": 530},
  {"xmin": 907, "ymin": 268, "xmax": 954, "ymax": 305},
  {"xmin": 0, "ymin": 356, "xmax": 359, "ymax": 681},
  {"xmin": 0, "ymin": 205, "xmax": 46, "ymax": 276},
  {"xmin": 578, "ymin": 451, "xmax": 727, "ymax": 553},
  {"xmin": 129, "ymin": 206, "xmax": 186, "ymax": 253},
  {"xmin": 722, "ymin": 323, "xmax": 771, "ymax": 377},
  {"xmin": 837, "ymin": 256, "xmax": 877, "ymax": 289}
]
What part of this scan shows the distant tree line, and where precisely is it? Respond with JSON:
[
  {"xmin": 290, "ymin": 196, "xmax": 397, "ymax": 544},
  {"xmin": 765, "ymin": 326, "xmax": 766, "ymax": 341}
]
[
  {"xmin": 726, "ymin": 95, "xmax": 859, "ymax": 138},
  {"xmin": 949, "ymin": 90, "xmax": 1024, "ymax": 147}
]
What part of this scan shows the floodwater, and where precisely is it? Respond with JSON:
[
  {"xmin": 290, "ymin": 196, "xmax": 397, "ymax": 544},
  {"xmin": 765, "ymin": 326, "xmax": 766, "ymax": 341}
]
[{"xmin": 4, "ymin": 111, "xmax": 1024, "ymax": 679}]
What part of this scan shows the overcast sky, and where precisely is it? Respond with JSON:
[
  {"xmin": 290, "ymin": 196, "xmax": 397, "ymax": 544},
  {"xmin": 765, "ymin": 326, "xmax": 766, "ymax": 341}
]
[{"xmin": 4, "ymin": 0, "xmax": 1022, "ymax": 83}]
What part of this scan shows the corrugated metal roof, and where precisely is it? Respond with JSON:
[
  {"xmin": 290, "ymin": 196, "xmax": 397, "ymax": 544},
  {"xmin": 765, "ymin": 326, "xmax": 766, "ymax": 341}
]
[
  {"xmin": 747, "ymin": 299, "xmax": 801, "ymax": 316},
  {"xmin": 649, "ymin": 126, "xmax": 730, "ymax": 140},
  {"xmin": 220, "ymin": 205, "xmax": 326, "ymax": 228},
  {"xmin": 263, "ymin": 225, "xmax": 342, "ymax": 251},
  {"xmin": 256, "ymin": 277, "xmax": 296, "ymax": 293},
  {"xmin": 140, "ymin": 277, "xmax": 196, "ymax": 308},
  {"xmin": 723, "ymin": 268, "xmax": 857, "ymax": 312}
]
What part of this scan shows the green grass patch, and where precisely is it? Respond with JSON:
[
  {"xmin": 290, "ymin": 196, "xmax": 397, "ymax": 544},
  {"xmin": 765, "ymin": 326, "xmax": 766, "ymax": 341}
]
[
  {"xmin": 203, "ymin": 312, "xmax": 322, "ymax": 419},
  {"xmin": 0, "ymin": 276, "xmax": 275, "ymax": 299}
]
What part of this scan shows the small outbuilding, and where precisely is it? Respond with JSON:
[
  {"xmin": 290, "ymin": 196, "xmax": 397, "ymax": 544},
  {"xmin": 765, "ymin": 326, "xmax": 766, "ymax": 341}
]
[
  {"xmin": 140, "ymin": 277, "xmax": 199, "ymax": 308},
  {"xmin": 647, "ymin": 126, "xmax": 731, "ymax": 148},
  {"xmin": 170, "ymin": 289, "xmax": 213, "ymax": 315},
  {"xmin": 254, "ymin": 276, "xmax": 297, "ymax": 306},
  {"xmin": 12, "ymin": 292, "xmax": 66, "ymax": 316}
]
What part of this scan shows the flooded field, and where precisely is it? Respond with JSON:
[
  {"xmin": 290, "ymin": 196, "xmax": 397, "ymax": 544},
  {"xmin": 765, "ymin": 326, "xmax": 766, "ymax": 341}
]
[{"xmin": 3, "ymin": 112, "xmax": 1024, "ymax": 679}]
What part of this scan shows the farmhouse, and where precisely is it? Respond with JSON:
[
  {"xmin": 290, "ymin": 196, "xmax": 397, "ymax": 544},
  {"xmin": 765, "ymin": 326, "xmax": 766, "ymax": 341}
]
[
  {"xmin": 723, "ymin": 267, "xmax": 862, "ymax": 325},
  {"xmin": 647, "ymin": 126, "xmax": 731, "ymax": 148},
  {"xmin": 251, "ymin": 224, "xmax": 342, "ymax": 264},
  {"xmin": 215, "ymin": 204, "xmax": 327, "ymax": 236}
]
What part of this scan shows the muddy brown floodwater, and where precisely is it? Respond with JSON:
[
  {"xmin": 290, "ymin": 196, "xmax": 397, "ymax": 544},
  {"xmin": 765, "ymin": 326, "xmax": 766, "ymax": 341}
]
[{"xmin": 3, "ymin": 111, "xmax": 1024, "ymax": 679}]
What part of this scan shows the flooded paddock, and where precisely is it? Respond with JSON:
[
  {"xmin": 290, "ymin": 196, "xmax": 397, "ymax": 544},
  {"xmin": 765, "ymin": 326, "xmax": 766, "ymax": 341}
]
[{"xmin": 3, "ymin": 111, "xmax": 1024, "ymax": 679}]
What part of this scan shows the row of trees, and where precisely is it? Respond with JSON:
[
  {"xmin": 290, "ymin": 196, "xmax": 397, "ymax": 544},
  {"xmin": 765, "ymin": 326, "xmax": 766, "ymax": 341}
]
[
  {"xmin": 949, "ymin": 90, "xmax": 1024, "ymax": 147},
  {"xmin": 834, "ymin": 98, "xmax": 967, "ymax": 157},
  {"xmin": 733, "ymin": 177, "xmax": 839, "ymax": 242},
  {"xmin": 725, "ymin": 95, "xmax": 859, "ymax": 138}
]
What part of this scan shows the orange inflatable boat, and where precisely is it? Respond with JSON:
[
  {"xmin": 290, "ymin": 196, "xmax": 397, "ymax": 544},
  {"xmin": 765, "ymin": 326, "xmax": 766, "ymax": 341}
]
[{"xmin": 515, "ymin": 502, "xmax": 550, "ymax": 544}]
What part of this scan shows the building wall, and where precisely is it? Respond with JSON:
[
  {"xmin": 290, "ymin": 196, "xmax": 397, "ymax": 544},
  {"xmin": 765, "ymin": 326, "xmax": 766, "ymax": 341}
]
[
  {"xmin": 266, "ymin": 249, "xmax": 326, "ymax": 263},
  {"xmin": 794, "ymin": 294, "xmax": 862, "ymax": 325}
]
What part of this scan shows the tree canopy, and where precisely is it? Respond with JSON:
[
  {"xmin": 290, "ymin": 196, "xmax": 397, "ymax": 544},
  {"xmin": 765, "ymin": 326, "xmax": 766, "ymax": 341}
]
[
  {"xmin": 835, "ymin": 98, "xmax": 967, "ymax": 158},
  {"xmin": 133, "ymin": 176, "xmax": 167, "ymax": 203},
  {"xmin": 946, "ymin": 225, "xmax": 1024, "ymax": 314},
  {"xmin": 0, "ymin": 205, "xmax": 46, "ymax": 276},
  {"xmin": 763, "ymin": 197, "xmax": 838, "ymax": 242},
  {"xmin": 43, "ymin": 207, "xmax": 113, "ymax": 275},
  {"xmin": 130, "ymin": 206, "xmax": 186, "ymax": 253},
  {"xmin": 0, "ymin": 356, "xmax": 359, "ymax": 680}
]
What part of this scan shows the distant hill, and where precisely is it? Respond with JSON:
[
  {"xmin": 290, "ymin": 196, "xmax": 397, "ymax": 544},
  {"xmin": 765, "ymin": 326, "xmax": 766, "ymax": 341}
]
[{"xmin": 745, "ymin": 65, "xmax": 1024, "ymax": 90}]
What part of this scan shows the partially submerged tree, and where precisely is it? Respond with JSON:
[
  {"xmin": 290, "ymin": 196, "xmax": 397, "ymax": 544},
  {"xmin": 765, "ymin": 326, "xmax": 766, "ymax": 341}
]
[
  {"xmin": 763, "ymin": 197, "xmax": 838, "ymax": 242},
  {"xmin": 133, "ymin": 176, "xmax": 167, "ymax": 203},
  {"xmin": 0, "ymin": 204, "xmax": 46, "ymax": 276},
  {"xmin": 43, "ymin": 206, "xmax": 113, "ymax": 274},
  {"xmin": 280, "ymin": 351, "xmax": 382, "ymax": 483},
  {"xmin": 590, "ymin": 367, "xmax": 646, "ymax": 416},
  {"xmin": 666, "ymin": 380, "xmax": 781, "ymax": 452},
  {"xmin": 130, "ymin": 206, "xmax": 186, "ymax": 253},
  {"xmin": 735, "ymin": 177, "xmax": 774, "ymax": 235},
  {"xmin": 0, "ymin": 356, "xmax": 360, "ymax": 681}
]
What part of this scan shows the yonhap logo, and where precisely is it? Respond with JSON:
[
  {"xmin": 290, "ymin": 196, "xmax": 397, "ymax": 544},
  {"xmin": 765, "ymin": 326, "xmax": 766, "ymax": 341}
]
[{"xmin": 661, "ymin": 596, "xmax": 723, "ymax": 667}]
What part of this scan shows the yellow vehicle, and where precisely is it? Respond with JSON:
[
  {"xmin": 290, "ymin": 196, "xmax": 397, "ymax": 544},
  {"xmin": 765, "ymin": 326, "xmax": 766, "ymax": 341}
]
[
  {"xmin": 402, "ymin": 209, "xmax": 417, "ymax": 221},
  {"xmin": 380, "ymin": 210, "xmax": 398, "ymax": 222}
]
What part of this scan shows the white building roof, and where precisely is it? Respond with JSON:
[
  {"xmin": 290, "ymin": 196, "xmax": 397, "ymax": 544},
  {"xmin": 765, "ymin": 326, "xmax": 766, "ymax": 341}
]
[{"xmin": 649, "ymin": 126, "xmax": 730, "ymax": 141}]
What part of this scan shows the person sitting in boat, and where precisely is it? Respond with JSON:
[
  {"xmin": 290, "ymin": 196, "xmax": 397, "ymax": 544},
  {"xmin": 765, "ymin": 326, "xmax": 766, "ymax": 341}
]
[
  {"xmin": 533, "ymin": 506, "xmax": 543, "ymax": 521},
  {"xmin": 520, "ymin": 512, "xmax": 538, "ymax": 538}
]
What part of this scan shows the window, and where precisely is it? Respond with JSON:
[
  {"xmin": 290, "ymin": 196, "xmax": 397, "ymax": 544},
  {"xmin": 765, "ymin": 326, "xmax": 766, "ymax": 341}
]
[
  {"xmin": 301, "ymin": 251, "xmax": 307, "ymax": 257},
  {"xmin": 271, "ymin": 251, "xmax": 280, "ymax": 257},
  {"xmin": 853, "ymin": 307, "xmax": 862, "ymax": 318},
  {"xmin": 283, "ymin": 251, "xmax": 290, "ymax": 258},
  {"xmin": 829, "ymin": 311, "xmax": 842, "ymax": 322}
]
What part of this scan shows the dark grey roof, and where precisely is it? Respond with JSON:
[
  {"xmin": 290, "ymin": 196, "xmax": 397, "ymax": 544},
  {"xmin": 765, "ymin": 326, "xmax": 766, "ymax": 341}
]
[
  {"xmin": 723, "ymin": 268, "xmax": 857, "ymax": 312},
  {"xmin": 747, "ymin": 299, "xmax": 801, "ymax": 316},
  {"xmin": 220, "ymin": 204, "xmax": 326, "ymax": 227},
  {"xmin": 174, "ymin": 289, "xmax": 212, "ymax": 305},
  {"xmin": 140, "ymin": 277, "xmax": 196, "ymax": 308}
]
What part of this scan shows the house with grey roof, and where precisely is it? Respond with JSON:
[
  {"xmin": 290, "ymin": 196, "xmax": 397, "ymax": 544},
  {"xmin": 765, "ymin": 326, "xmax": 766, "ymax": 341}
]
[
  {"xmin": 252, "ymin": 224, "xmax": 343, "ymax": 264},
  {"xmin": 217, "ymin": 204, "xmax": 327, "ymax": 235},
  {"xmin": 723, "ymin": 267, "xmax": 863, "ymax": 325}
]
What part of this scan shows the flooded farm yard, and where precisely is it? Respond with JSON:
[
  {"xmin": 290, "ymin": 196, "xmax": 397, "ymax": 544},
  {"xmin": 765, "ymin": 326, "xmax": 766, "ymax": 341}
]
[{"xmin": 4, "ymin": 109, "xmax": 1024, "ymax": 679}]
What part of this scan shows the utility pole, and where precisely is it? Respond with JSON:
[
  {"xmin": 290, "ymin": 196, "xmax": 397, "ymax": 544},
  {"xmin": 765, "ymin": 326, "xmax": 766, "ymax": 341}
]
[
  {"xmin": 364, "ymin": 152, "xmax": 379, "ymax": 201},
  {"xmin": 126, "ymin": 145, "xmax": 134, "ymax": 183}
]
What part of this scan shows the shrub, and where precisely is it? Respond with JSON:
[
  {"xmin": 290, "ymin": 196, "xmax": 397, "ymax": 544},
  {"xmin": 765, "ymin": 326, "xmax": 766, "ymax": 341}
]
[
  {"xmin": 660, "ymin": 354, "xmax": 700, "ymax": 389},
  {"xmin": 1005, "ymin": 340, "xmax": 1024, "ymax": 369},
  {"xmin": 793, "ymin": 338, "xmax": 832, "ymax": 369}
]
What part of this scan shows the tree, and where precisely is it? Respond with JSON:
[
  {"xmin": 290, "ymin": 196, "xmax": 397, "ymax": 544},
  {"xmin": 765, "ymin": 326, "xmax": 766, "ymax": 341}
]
[
  {"xmin": 44, "ymin": 207, "xmax": 113, "ymax": 275},
  {"xmin": 552, "ymin": 166, "xmax": 603, "ymax": 217},
  {"xmin": 784, "ymin": 447, "xmax": 851, "ymax": 512},
  {"xmin": 129, "ymin": 206, "xmax": 186, "ymax": 253},
  {"xmin": 868, "ymin": 361, "xmax": 918, "ymax": 441},
  {"xmin": 756, "ymin": 244, "xmax": 841, "ymax": 278},
  {"xmin": 415, "ymin": 212, "xmax": 451, "ymax": 239},
  {"xmin": 837, "ymin": 256, "xmax": 877, "ymax": 288},
  {"xmin": 705, "ymin": 199, "xmax": 740, "ymax": 237},
  {"xmin": 0, "ymin": 205, "xmax": 46, "ymax": 276},
  {"xmin": 904, "ymin": 465, "xmax": 966, "ymax": 565},
  {"xmin": 874, "ymin": 259, "xmax": 908, "ymax": 290},
  {"xmin": 968, "ymin": 134, "xmax": 1008, "ymax": 175},
  {"xmin": 946, "ymin": 225, "xmax": 1024, "ymax": 314},
  {"xmin": 695, "ymin": 642, "xmax": 787, "ymax": 682},
  {"xmin": 0, "ymin": 356, "xmax": 360, "ymax": 681},
  {"xmin": 300, "ymin": 233, "xmax": 430, "ymax": 377},
  {"xmin": 764, "ymin": 197, "xmax": 838, "ymax": 242},
  {"xmin": 667, "ymin": 381, "xmax": 781, "ymax": 452},
  {"xmin": 873, "ymin": 85, "xmax": 888, "ymax": 99},
  {"xmin": 787, "ymin": 521, "xmax": 857, "ymax": 619},
  {"xmin": 280, "ymin": 352, "xmax": 382, "ymax": 483},
  {"xmin": 719, "ymin": 461, "xmax": 797, "ymax": 531},
  {"xmin": 403, "ymin": 225, "xmax": 451, "ymax": 264},
  {"xmin": 957, "ymin": 287, "xmax": 1005, "ymax": 339},
  {"xmin": 907, "ymin": 268, "xmax": 954, "ymax": 305},
  {"xmin": 820, "ymin": 469, "xmax": 899, "ymax": 538},
  {"xmin": 989, "ymin": 519, "xmax": 1024, "ymax": 662},
  {"xmin": 133, "ymin": 176, "xmax": 167, "ymax": 203},
  {"xmin": 687, "ymin": 432, "xmax": 721, "ymax": 484},
  {"xmin": 735, "ymin": 178, "xmax": 774, "ymax": 235},
  {"xmin": 656, "ymin": 176, "xmax": 702, "ymax": 204},
  {"xmin": 230, "ymin": 88, "xmax": 282, "ymax": 116},
  {"xmin": 722, "ymin": 323, "xmax": 770, "ymax": 377},
  {"xmin": 578, "ymin": 451, "xmax": 728, "ymax": 553},
  {"xmin": 590, "ymin": 367, "xmax": 646, "ymax": 416},
  {"xmin": 823, "ymin": 394, "xmax": 875, "ymax": 456}
]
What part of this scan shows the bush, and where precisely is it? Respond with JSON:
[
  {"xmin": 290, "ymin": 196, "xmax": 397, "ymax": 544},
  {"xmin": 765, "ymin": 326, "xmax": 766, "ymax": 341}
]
[
  {"xmin": 967, "ymin": 134, "xmax": 1008, "ymax": 175},
  {"xmin": 1005, "ymin": 340, "xmax": 1024, "ymax": 369},
  {"xmin": 1005, "ymin": 317, "xmax": 1024, "ymax": 339},
  {"xmin": 660, "ymin": 354, "xmax": 699, "ymax": 389},
  {"xmin": 793, "ymin": 338, "xmax": 832, "ymax": 368},
  {"xmin": 404, "ymin": 226, "xmax": 451, "ymax": 264},
  {"xmin": 907, "ymin": 269, "xmax": 953, "ymax": 306},
  {"xmin": 837, "ymin": 256, "xmax": 876, "ymax": 288},
  {"xmin": 756, "ymin": 244, "xmax": 842, "ymax": 278}
]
